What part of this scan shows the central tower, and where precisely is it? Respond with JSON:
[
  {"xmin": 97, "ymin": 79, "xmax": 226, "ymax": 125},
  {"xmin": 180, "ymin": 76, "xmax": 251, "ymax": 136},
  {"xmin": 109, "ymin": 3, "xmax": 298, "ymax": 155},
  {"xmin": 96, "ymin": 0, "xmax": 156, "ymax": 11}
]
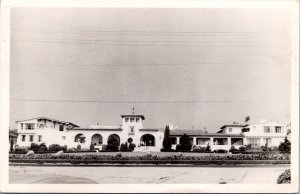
[{"xmin": 120, "ymin": 109, "xmax": 145, "ymax": 135}]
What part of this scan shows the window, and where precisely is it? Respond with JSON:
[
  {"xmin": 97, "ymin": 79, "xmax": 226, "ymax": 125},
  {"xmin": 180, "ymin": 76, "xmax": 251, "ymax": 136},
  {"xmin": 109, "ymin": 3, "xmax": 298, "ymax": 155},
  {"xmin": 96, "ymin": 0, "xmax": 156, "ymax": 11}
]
[
  {"xmin": 130, "ymin": 118, "xmax": 134, "ymax": 122},
  {"xmin": 21, "ymin": 135, "xmax": 26, "ymax": 142},
  {"xmin": 196, "ymin": 138, "xmax": 210, "ymax": 145},
  {"xmin": 228, "ymin": 128, "xmax": 232, "ymax": 132},
  {"xmin": 38, "ymin": 135, "xmax": 42, "ymax": 142},
  {"xmin": 29, "ymin": 135, "xmax": 34, "ymax": 142},
  {"xmin": 62, "ymin": 136, "xmax": 66, "ymax": 140},
  {"xmin": 25, "ymin": 123, "xmax": 35, "ymax": 130},
  {"xmin": 247, "ymin": 138, "xmax": 260, "ymax": 146},
  {"xmin": 125, "ymin": 118, "xmax": 129, "ymax": 122},
  {"xmin": 242, "ymin": 128, "xmax": 250, "ymax": 133},
  {"xmin": 264, "ymin": 126, "xmax": 270, "ymax": 133},
  {"xmin": 136, "ymin": 118, "xmax": 140, "ymax": 122},
  {"xmin": 59, "ymin": 125, "xmax": 64, "ymax": 131},
  {"xmin": 171, "ymin": 137, "xmax": 177, "ymax": 145},
  {"xmin": 20, "ymin": 123, "xmax": 23, "ymax": 129},
  {"xmin": 39, "ymin": 124, "xmax": 44, "ymax": 129},
  {"xmin": 275, "ymin": 126, "xmax": 282, "ymax": 133},
  {"xmin": 130, "ymin": 126, "xmax": 135, "ymax": 133}
]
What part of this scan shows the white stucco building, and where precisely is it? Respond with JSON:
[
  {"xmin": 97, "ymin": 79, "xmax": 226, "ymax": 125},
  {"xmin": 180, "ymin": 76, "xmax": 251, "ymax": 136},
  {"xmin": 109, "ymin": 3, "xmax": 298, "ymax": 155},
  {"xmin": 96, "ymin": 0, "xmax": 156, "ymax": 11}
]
[
  {"xmin": 15, "ymin": 113, "xmax": 288, "ymax": 152},
  {"xmin": 15, "ymin": 114, "xmax": 164, "ymax": 152}
]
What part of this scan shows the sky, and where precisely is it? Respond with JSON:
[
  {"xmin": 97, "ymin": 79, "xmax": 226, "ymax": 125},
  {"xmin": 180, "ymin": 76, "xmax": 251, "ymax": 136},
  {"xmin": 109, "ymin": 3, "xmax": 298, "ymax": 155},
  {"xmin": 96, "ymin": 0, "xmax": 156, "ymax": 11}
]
[{"xmin": 10, "ymin": 8, "xmax": 291, "ymax": 132}]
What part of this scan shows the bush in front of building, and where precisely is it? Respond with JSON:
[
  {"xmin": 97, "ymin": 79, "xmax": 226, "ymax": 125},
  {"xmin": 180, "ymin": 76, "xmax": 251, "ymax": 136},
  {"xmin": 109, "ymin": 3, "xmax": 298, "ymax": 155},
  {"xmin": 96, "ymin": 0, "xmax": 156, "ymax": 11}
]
[
  {"xmin": 120, "ymin": 142, "xmax": 128, "ymax": 151},
  {"xmin": 37, "ymin": 143, "xmax": 47, "ymax": 153},
  {"xmin": 278, "ymin": 137, "xmax": 291, "ymax": 153},
  {"xmin": 128, "ymin": 143, "xmax": 136, "ymax": 151},
  {"xmin": 90, "ymin": 143, "xmax": 95, "ymax": 151},
  {"xmin": 67, "ymin": 147, "xmax": 77, "ymax": 152},
  {"xmin": 76, "ymin": 144, "xmax": 81, "ymax": 151},
  {"xmin": 49, "ymin": 144, "xmax": 64, "ymax": 152},
  {"xmin": 229, "ymin": 145, "xmax": 238, "ymax": 152},
  {"xmin": 238, "ymin": 146, "xmax": 246, "ymax": 152},
  {"xmin": 178, "ymin": 134, "xmax": 192, "ymax": 152},
  {"xmin": 107, "ymin": 136, "xmax": 120, "ymax": 151},
  {"xmin": 191, "ymin": 145, "xmax": 213, "ymax": 153},
  {"xmin": 277, "ymin": 169, "xmax": 291, "ymax": 184},
  {"xmin": 13, "ymin": 146, "xmax": 29, "ymax": 154},
  {"xmin": 29, "ymin": 143, "xmax": 40, "ymax": 152},
  {"xmin": 214, "ymin": 149, "xmax": 228, "ymax": 153}
]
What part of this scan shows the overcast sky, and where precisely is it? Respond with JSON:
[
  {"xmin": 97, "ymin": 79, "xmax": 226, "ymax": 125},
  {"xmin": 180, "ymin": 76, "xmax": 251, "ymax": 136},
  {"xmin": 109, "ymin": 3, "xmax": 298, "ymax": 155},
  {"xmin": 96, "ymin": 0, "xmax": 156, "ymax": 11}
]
[{"xmin": 10, "ymin": 8, "xmax": 291, "ymax": 131}]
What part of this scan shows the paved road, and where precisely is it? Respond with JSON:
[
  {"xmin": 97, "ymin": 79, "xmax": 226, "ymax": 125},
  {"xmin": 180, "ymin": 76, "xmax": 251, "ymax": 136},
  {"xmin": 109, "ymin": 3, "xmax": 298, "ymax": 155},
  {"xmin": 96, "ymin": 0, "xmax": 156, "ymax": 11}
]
[{"xmin": 10, "ymin": 165, "xmax": 289, "ymax": 184}]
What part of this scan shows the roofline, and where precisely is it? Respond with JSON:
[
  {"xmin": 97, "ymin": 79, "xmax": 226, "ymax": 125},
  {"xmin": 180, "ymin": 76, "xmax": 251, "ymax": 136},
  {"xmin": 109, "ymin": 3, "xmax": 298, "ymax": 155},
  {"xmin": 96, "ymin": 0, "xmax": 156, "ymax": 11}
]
[
  {"xmin": 120, "ymin": 115, "xmax": 145, "ymax": 120},
  {"xmin": 220, "ymin": 124, "xmax": 248, "ymax": 129},
  {"xmin": 15, "ymin": 117, "xmax": 79, "ymax": 127}
]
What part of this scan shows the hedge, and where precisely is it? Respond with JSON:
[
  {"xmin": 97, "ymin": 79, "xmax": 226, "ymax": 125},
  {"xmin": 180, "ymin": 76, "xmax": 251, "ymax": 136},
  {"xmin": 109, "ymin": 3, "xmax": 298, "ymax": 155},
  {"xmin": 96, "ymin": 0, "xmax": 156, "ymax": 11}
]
[
  {"xmin": 9, "ymin": 153, "xmax": 290, "ymax": 162},
  {"xmin": 9, "ymin": 159, "xmax": 290, "ymax": 165}
]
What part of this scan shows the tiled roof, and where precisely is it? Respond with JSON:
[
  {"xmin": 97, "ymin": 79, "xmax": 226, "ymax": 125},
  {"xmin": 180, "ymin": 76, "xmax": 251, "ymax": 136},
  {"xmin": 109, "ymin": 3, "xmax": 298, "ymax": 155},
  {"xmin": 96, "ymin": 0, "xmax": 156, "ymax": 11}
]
[
  {"xmin": 170, "ymin": 129, "xmax": 244, "ymax": 137},
  {"xmin": 170, "ymin": 129, "xmax": 206, "ymax": 136},
  {"xmin": 121, "ymin": 115, "xmax": 145, "ymax": 120},
  {"xmin": 15, "ymin": 117, "xmax": 79, "ymax": 127},
  {"xmin": 220, "ymin": 124, "xmax": 248, "ymax": 129},
  {"xmin": 139, "ymin": 128, "xmax": 163, "ymax": 132},
  {"xmin": 70, "ymin": 127, "xmax": 122, "ymax": 131}
]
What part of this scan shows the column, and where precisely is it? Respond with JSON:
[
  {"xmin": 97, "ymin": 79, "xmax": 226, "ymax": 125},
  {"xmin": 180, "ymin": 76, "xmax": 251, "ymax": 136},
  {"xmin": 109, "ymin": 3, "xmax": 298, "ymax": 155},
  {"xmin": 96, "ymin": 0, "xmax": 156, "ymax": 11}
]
[
  {"xmin": 176, "ymin": 137, "xmax": 180, "ymax": 144},
  {"xmin": 228, "ymin": 138, "xmax": 231, "ymax": 150},
  {"xmin": 228, "ymin": 138, "xmax": 231, "ymax": 145},
  {"xmin": 193, "ymin": 137, "xmax": 197, "ymax": 146}
]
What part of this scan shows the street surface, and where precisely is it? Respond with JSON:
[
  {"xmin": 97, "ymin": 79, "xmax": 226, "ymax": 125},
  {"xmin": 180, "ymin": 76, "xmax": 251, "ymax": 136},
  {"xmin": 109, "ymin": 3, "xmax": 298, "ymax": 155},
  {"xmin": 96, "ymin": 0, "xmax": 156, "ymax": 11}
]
[{"xmin": 9, "ymin": 165, "xmax": 289, "ymax": 184}]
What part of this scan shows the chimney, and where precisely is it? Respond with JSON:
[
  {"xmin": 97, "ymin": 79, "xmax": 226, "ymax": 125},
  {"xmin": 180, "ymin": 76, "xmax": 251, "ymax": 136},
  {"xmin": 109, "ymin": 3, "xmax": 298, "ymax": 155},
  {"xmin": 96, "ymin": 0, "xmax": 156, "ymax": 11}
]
[{"xmin": 169, "ymin": 123, "xmax": 174, "ymax": 130}]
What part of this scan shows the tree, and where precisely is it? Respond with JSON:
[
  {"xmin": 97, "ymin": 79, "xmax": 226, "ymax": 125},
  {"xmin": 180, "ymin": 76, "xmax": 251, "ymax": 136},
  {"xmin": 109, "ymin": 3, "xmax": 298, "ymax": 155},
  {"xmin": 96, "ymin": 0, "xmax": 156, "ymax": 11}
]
[
  {"xmin": 179, "ymin": 134, "xmax": 192, "ymax": 152},
  {"xmin": 107, "ymin": 135, "xmax": 120, "ymax": 151},
  {"xmin": 163, "ymin": 125, "xmax": 172, "ymax": 151},
  {"xmin": 278, "ymin": 137, "xmax": 291, "ymax": 153}
]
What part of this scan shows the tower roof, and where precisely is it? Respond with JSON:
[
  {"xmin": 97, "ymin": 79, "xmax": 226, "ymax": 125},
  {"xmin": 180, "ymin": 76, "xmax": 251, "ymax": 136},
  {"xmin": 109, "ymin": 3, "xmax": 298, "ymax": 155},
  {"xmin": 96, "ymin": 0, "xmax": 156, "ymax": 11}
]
[{"xmin": 120, "ymin": 115, "xmax": 145, "ymax": 120}]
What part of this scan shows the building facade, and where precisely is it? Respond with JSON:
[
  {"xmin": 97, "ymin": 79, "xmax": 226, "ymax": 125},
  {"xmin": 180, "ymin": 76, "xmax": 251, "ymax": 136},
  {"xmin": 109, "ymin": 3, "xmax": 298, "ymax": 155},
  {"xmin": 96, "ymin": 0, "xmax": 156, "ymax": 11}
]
[{"xmin": 15, "ymin": 114, "xmax": 288, "ymax": 152}]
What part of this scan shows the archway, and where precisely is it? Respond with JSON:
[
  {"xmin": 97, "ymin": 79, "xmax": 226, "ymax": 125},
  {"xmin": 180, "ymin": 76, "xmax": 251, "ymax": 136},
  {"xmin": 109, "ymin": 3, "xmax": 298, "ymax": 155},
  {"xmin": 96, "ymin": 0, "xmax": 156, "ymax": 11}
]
[
  {"xmin": 140, "ymin": 134, "xmax": 155, "ymax": 146},
  {"xmin": 74, "ymin": 133, "xmax": 86, "ymax": 143},
  {"xmin": 91, "ymin": 134, "xmax": 103, "ymax": 146}
]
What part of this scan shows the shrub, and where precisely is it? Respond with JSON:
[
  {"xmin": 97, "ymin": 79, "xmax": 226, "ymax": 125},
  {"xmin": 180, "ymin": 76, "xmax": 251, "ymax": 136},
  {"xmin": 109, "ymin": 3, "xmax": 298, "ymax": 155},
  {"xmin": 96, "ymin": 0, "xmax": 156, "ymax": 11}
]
[
  {"xmin": 214, "ymin": 149, "xmax": 228, "ymax": 153},
  {"xmin": 29, "ymin": 143, "xmax": 40, "ymax": 152},
  {"xmin": 107, "ymin": 135, "xmax": 120, "ymax": 151},
  {"xmin": 77, "ymin": 144, "xmax": 81, "ymax": 151},
  {"xmin": 38, "ymin": 143, "xmax": 47, "ymax": 152},
  {"xmin": 206, "ymin": 144, "xmax": 211, "ymax": 152},
  {"xmin": 67, "ymin": 147, "xmax": 76, "ymax": 152},
  {"xmin": 179, "ymin": 134, "xmax": 192, "ymax": 152},
  {"xmin": 278, "ymin": 137, "xmax": 291, "ymax": 153},
  {"xmin": 49, "ymin": 144, "xmax": 62, "ymax": 152},
  {"xmin": 62, "ymin": 145, "xmax": 68, "ymax": 152},
  {"xmin": 101, "ymin": 144, "xmax": 107, "ymax": 151},
  {"xmin": 128, "ymin": 143, "xmax": 136, "ymax": 151},
  {"xmin": 90, "ymin": 143, "xmax": 95, "ymax": 151},
  {"xmin": 175, "ymin": 144, "xmax": 181, "ymax": 151},
  {"xmin": 127, "ymin": 138, "xmax": 133, "ymax": 144},
  {"xmin": 14, "ymin": 146, "xmax": 28, "ymax": 154},
  {"xmin": 245, "ymin": 144, "xmax": 252, "ymax": 151},
  {"xmin": 277, "ymin": 169, "xmax": 291, "ymax": 184},
  {"xmin": 239, "ymin": 146, "xmax": 246, "ymax": 152},
  {"xmin": 229, "ymin": 145, "xmax": 237, "ymax": 152}
]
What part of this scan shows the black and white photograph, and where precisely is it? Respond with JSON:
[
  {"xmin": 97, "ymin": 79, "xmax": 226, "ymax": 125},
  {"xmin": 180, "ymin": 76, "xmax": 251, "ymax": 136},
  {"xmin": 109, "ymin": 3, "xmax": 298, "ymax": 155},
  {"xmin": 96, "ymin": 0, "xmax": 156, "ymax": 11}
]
[{"xmin": 0, "ymin": 0, "xmax": 299, "ymax": 193}]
